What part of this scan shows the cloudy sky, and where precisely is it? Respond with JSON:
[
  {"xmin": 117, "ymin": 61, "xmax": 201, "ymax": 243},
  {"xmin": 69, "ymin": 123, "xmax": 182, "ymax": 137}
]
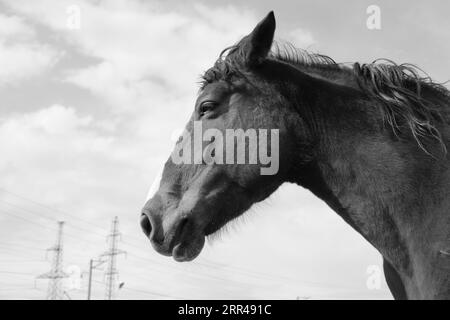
[{"xmin": 0, "ymin": 0, "xmax": 448, "ymax": 299}]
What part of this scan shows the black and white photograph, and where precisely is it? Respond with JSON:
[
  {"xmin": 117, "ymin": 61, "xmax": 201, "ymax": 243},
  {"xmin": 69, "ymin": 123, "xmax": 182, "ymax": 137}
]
[{"xmin": 0, "ymin": 0, "xmax": 449, "ymax": 306}]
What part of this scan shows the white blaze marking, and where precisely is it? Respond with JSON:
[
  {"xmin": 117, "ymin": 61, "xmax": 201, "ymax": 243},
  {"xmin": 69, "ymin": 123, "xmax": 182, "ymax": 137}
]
[
  {"xmin": 145, "ymin": 164, "xmax": 164, "ymax": 202},
  {"xmin": 171, "ymin": 128, "xmax": 184, "ymax": 142},
  {"xmin": 146, "ymin": 127, "xmax": 183, "ymax": 202}
]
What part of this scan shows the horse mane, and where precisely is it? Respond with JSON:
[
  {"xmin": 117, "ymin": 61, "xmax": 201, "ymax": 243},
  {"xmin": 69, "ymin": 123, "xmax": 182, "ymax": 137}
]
[
  {"xmin": 201, "ymin": 41, "xmax": 450, "ymax": 156},
  {"xmin": 353, "ymin": 60, "xmax": 449, "ymax": 155}
]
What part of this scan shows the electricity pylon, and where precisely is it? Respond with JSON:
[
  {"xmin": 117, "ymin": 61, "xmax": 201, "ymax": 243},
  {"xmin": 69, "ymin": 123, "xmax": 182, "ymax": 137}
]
[
  {"xmin": 102, "ymin": 216, "xmax": 126, "ymax": 300},
  {"xmin": 37, "ymin": 221, "xmax": 69, "ymax": 300}
]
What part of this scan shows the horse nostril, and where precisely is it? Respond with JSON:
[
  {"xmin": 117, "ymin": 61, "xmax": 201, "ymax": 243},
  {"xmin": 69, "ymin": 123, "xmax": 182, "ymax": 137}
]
[{"xmin": 140, "ymin": 213, "xmax": 152, "ymax": 238}]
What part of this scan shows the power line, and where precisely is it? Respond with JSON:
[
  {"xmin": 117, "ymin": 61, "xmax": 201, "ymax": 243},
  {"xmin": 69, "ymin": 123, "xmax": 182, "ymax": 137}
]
[
  {"xmin": 0, "ymin": 209, "xmax": 57, "ymax": 233},
  {"xmin": 1, "ymin": 199, "xmax": 274, "ymax": 286},
  {"xmin": 1, "ymin": 203, "xmax": 353, "ymax": 291},
  {"xmin": 0, "ymin": 201, "xmax": 202, "ymax": 296},
  {"xmin": 0, "ymin": 200, "xmax": 107, "ymax": 240},
  {"xmin": 0, "ymin": 259, "xmax": 43, "ymax": 263},
  {"xmin": 0, "ymin": 187, "xmax": 148, "ymax": 245},
  {"xmin": 0, "ymin": 271, "xmax": 36, "ymax": 276},
  {"xmin": 120, "ymin": 286, "xmax": 180, "ymax": 299},
  {"xmin": 0, "ymin": 245, "xmax": 46, "ymax": 261},
  {"xmin": 0, "ymin": 241, "xmax": 47, "ymax": 252},
  {"xmin": 0, "ymin": 208, "xmax": 107, "ymax": 250},
  {"xmin": 0, "ymin": 197, "xmax": 151, "ymax": 256},
  {"xmin": 91, "ymin": 279, "xmax": 182, "ymax": 299},
  {"xmin": 0, "ymin": 187, "xmax": 365, "ymax": 296},
  {"xmin": 0, "ymin": 188, "xmax": 117, "ymax": 237},
  {"xmin": 1, "ymin": 189, "xmax": 179, "ymax": 255},
  {"xmin": 1, "ymin": 205, "xmax": 352, "ymax": 293}
]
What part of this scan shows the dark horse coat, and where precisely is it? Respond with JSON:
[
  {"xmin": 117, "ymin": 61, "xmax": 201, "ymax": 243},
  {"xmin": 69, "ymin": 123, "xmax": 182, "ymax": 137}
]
[{"xmin": 142, "ymin": 12, "xmax": 450, "ymax": 299}]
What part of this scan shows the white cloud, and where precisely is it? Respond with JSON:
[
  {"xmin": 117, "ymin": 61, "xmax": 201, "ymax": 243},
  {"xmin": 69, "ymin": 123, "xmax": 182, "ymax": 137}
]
[
  {"xmin": 287, "ymin": 27, "xmax": 316, "ymax": 48},
  {"xmin": 0, "ymin": 105, "xmax": 117, "ymax": 206},
  {"xmin": 0, "ymin": 0, "xmax": 391, "ymax": 299},
  {"xmin": 2, "ymin": 0, "xmax": 257, "ymax": 112},
  {"xmin": 17, "ymin": 104, "xmax": 92, "ymax": 133},
  {"xmin": 0, "ymin": 13, "xmax": 60, "ymax": 85},
  {"xmin": 0, "ymin": 14, "xmax": 34, "ymax": 38},
  {"xmin": 0, "ymin": 42, "xmax": 59, "ymax": 85}
]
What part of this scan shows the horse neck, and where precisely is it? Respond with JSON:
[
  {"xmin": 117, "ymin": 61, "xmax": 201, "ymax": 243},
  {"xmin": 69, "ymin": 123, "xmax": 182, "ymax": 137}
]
[
  {"xmin": 309, "ymin": 131, "xmax": 450, "ymax": 298},
  {"xmin": 287, "ymin": 70, "xmax": 450, "ymax": 297}
]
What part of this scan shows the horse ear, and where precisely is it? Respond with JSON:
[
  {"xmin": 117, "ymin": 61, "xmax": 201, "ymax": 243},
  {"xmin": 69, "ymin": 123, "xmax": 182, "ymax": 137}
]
[{"xmin": 242, "ymin": 11, "xmax": 276, "ymax": 67}]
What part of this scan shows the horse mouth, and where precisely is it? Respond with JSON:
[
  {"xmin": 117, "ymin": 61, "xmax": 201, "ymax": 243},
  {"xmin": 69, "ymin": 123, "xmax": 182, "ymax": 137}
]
[{"xmin": 166, "ymin": 218, "xmax": 206, "ymax": 262}]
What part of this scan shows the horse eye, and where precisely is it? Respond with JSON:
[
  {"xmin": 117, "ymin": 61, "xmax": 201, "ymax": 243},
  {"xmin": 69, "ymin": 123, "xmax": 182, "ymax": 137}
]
[{"xmin": 199, "ymin": 101, "xmax": 217, "ymax": 116}]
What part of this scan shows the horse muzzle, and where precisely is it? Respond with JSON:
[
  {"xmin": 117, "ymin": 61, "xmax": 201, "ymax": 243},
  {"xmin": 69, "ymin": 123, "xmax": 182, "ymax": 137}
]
[{"xmin": 140, "ymin": 208, "xmax": 205, "ymax": 262}]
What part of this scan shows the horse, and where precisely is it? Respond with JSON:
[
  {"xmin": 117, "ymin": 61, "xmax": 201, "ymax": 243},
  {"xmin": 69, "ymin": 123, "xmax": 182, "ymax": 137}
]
[{"xmin": 141, "ymin": 11, "xmax": 450, "ymax": 299}]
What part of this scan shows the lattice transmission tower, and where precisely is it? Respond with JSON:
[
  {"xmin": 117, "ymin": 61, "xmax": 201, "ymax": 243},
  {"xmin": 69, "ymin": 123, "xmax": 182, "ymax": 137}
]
[
  {"xmin": 102, "ymin": 216, "xmax": 126, "ymax": 300},
  {"xmin": 37, "ymin": 221, "xmax": 69, "ymax": 300}
]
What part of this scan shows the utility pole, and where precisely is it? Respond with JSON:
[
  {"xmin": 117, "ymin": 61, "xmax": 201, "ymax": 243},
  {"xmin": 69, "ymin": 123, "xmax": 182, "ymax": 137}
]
[
  {"xmin": 86, "ymin": 258, "xmax": 105, "ymax": 300},
  {"xmin": 102, "ymin": 216, "xmax": 126, "ymax": 300},
  {"xmin": 37, "ymin": 221, "xmax": 68, "ymax": 300},
  {"xmin": 88, "ymin": 259, "xmax": 93, "ymax": 300}
]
